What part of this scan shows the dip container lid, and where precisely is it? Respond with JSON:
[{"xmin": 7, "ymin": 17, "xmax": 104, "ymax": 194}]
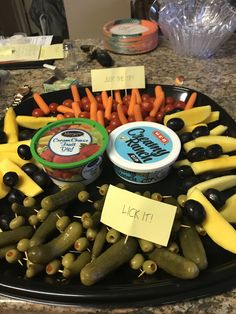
[
  {"xmin": 106, "ymin": 122, "xmax": 181, "ymax": 173},
  {"xmin": 30, "ymin": 118, "xmax": 108, "ymax": 169}
]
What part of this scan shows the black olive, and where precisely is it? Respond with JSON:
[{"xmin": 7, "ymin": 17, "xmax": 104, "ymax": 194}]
[
  {"xmin": 206, "ymin": 144, "xmax": 223, "ymax": 159},
  {"xmin": 32, "ymin": 171, "xmax": 52, "ymax": 188},
  {"xmin": 166, "ymin": 118, "xmax": 185, "ymax": 132},
  {"xmin": 183, "ymin": 199, "xmax": 206, "ymax": 224},
  {"xmin": 204, "ymin": 188, "xmax": 225, "ymax": 210},
  {"xmin": 0, "ymin": 130, "xmax": 7, "ymax": 144},
  {"xmin": 7, "ymin": 189, "xmax": 25, "ymax": 204},
  {"xmin": 181, "ymin": 176, "xmax": 200, "ymax": 193},
  {"xmin": 177, "ymin": 165, "xmax": 194, "ymax": 179},
  {"xmin": 192, "ymin": 126, "xmax": 210, "ymax": 138},
  {"xmin": 17, "ymin": 144, "xmax": 32, "ymax": 160},
  {"xmin": 179, "ymin": 132, "xmax": 193, "ymax": 144},
  {"xmin": 21, "ymin": 163, "xmax": 39, "ymax": 176},
  {"xmin": 187, "ymin": 147, "xmax": 207, "ymax": 162},
  {"xmin": 3, "ymin": 172, "xmax": 19, "ymax": 187},
  {"xmin": 0, "ymin": 214, "xmax": 13, "ymax": 231},
  {"xmin": 199, "ymin": 172, "xmax": 217, "ymax": 181},
  {"xmin": 18, "ymin": 129, "xmax": 35, "ymax": 141}
]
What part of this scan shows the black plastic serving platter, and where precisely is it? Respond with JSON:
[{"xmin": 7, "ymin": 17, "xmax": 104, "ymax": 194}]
[{"xmin": 0, "ymin": 85, "xmax": 236, "ymax": 307}]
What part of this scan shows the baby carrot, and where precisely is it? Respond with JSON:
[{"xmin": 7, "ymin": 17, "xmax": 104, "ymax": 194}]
[
  {"xmin": 101, "ymin": 91, "xmax": 108, "ymax": 109},
  {"xmin": 90, "ymin": 101, "xmax": 97, "ymax": 121},
  {"xmin": 85, "ymin": 87, "xmax": 97, "ymax": 105},
  {"xmin": 185, "ymin": 92, "xmax": 197, "ymax": 110},
  {"xmin": 57, "ymin": 105, "xmax": 74, "ymax": 114},
  {"xmin": 134, "ymin": 103, "xmax": 143, "ymax": 121},
  {"xmin": 128, "ymin": 89, "xmax": 137, "ymax": 116},
  {"xmin": 72, "ymin": 101, "xmax": 81, "ymax": 118},
  {"xmin": 149, "ymin": 86, "xmax": 164, "ymax": 117},
  {"xmin": 56, "ymin": 113, "xmax": 65, "ymax": 120},
  {"xmin": 97, "ymin": 110, "xmax": 105, "ymax": 126},
  {"xmin": 134, "ymin": 89, "xmax": 142, "ymax": 105},
  {"xmin": 114, "ymin": 90, "xmax": 122, "ymax": 104},
  {"xmin": 117, "ymin": 103, "xmax": 128, "ymax": 125},
  {"xmin": 71, "ymin": 84, "xmax": 81, "ymax": 103},
  {"xmin": 104, "ymin": 96, "xmax": 113, "ymax": 120},
  {"xmin": 33, "ymin": 93, "xmax": 50, "ymax": 115}
]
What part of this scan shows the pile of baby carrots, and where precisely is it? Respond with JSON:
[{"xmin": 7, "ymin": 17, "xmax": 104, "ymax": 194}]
[{"xmin": 32, "ymin": 84, "xmax": 198, "ymax": 132}]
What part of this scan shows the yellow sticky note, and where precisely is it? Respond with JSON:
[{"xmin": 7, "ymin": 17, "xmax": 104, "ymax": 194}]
[
  {"xmin": 91, "ymin": 66, "xmax": 145, "ymax": 92},
  {"xmin": 101, "ymin": 185, "xmax": 177, "ymax": 246},
  {"xmin": 39, "ymin": 44, "xmax": 64, "ymax": 60}
]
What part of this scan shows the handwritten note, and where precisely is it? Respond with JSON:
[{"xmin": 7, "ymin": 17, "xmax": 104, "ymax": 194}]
[
  {"xmin": 0, "ymin": 43, "xmax": 63, "ymax": 62},
  {"xmin": 0, "ymin": 44, "xmax": 40, "ymax": 61},
  {"xmin": 39, "ymin": 44, "xmax": 64, "ymax": 60},
  {"xmin": 101, "ymin": 185, "xmax": 177, "ymax": 246},
  {"xmin": 91, "ymin": 66, "xmax": 145, "ymax": 92}
]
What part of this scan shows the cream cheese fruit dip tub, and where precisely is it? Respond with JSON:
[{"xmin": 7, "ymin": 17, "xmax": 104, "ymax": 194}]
[
  {"xmin": 30, "ymin": 118, "xmax": 108, "ymax": 186},
  {"xmin": 106, "ymin": 121, "xmax": 181, "ymax": 184}
]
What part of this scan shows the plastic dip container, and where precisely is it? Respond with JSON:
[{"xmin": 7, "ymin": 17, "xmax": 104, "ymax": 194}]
[
  {"xmin": 107, "ymin": 122, "xmax": 181, "ymax": 184},
  {"xmin": 30, "ymin": 118, "xmax": 108, "ymax": 186}
]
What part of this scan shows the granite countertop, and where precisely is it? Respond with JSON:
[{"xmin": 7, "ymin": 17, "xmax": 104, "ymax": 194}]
[{"xmin": 0, "ymin": 35, "xmax": 235, "ymax": 314}]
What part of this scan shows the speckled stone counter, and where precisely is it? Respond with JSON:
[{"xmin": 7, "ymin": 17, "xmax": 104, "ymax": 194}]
[{"xmin": 0, "ymin": 35, "xmax": 235, "ymax": 314}]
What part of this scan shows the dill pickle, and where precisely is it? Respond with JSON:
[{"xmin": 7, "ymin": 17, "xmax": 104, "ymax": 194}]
[
  {"xmin": 63, "ymin": 251, "xmax": 91, "ymax": 278},
  {"xmin": 29, "ymin": 208, "xmax": 65, "ymax": 247},
  {"xmin": 93, "ymin": 197, "xmax": 105, "ymax": 211},
  {"xmin": 11, "ymin": 202, "xmax": 35, "ymax": 218},
  {"xmin": 148, "ymin": 247, "xmax": 199, "ymax": 279},
  {"xmin": 0, "ymin": 226, "xmax": 34, "ymax": 248},
  {"xmin": 28, "ymin": 221, "xmax": 83, "ymax": 264},
  {"xmin": 80, "ymin": 237, "xmax": 138, "ymax": 286},
  {"xmin": 179, "ymin": 220, "xmax": 208, "ymax": 270},
  {"xmin": 26, "ymin": 262, "xmax": 45, "ymax": 278},
  {"xmin": 91, "ymin": 225, "xmax": 107, "ymax": 260},
  {"xmin": 41, "ymin": 183, "xmax": 85, "ymax": 211}
]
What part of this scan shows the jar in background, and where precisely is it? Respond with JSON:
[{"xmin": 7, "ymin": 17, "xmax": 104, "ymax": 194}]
[
  {"xmin": 130, "ymin": 0, "xmax": 155, "ymax": 19},
  {"xmin": 63, "ymin": 39, "xmax": 78, "ymax": 71}
]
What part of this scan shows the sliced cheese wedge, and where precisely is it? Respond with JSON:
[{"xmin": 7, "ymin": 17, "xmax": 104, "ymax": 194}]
[
  {"xmin": 0, "ymin": 159, "xmax": 43, "ymax": 197},
  {"xmin": 188, "ymin": 188, "xmax": 236, "ymax": 254}
]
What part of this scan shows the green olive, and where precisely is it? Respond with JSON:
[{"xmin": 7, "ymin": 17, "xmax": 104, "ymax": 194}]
[
  {"xmin": 98, "ymin": 184, "xmax": 109, "ymax": 196},
  {"xmin": 5, "ymin": 248, "xmax": 22, "ymax": 263},
  {"xmin": 142, "ymin": 259, "xmax": 157, "ymax": 275},
  {"xmin": 106, "ymin": 228, "xmax": 121, "ymax": 244},
  {"xmin": 151, "ymin": 192, "xmax": 163, "ymax": 202},
  {"xmin": 129, "ymin": 253, "xmax": 145, "ymax": 270},
  {"xmin": 195, "ymin": 224, "xmax": 207, "ymax": 236},
  {"xmin": 56, "ymin": 216, "xmax": 71, "ymax": 232},
  {"xmin": 80, "ymin": 212, "xmax": 91, "ymax": 223},
  {"xmin": 116, "ymin": 183, "xmax": 126, "ymax": 189},
  {"xmin": 82, "ymin": 217, "xmax": 93, "ymax": 229},
  {"xmin": 17, "ymin": 238, "xmax": 30, "ymax": 252},
  {"xmin": 28, "ymin": 214, "xmax": 39, "ymax": 227},
  {"xmin": 74, "ymin": 237, "xmax": 90, "ymax": 252},
  {"xmin": 37, "ymin": 208, "xmax": 49, "ymax": 222},
  {"xmin": 23, "ymin": 197, "xmax": 37, "ymax": 208},
  {"xmin": 9, "ymin": 216, "xmax": 26, "ymax": 230},
  {"xmin": 62, "ymin": 252, "xmax": 75, "ymax": 268},
  {"xmin": 143, "ymin": 191, "xmax": 151, "ymax": 198},
  {"xmin": 93, "ymin": 197, "xmax": 105, "ymax": 211},
  {"xmin": 78, "ymin": 190, "xmax": 90, "ymax": 202},
  {"xmin": 177, "ymin": 194, "xmax": 187, "ymax": 207},
  {"xmin": 167, "ymin": 242, "xmax": 179, "ymax": 254},
  {"xmin": 138, "ymin": 239, "xmax": 154, "ymax": 253},
  {"xmin": 86, "ymin": 228, "xmax": 97, "ymax": 241},
  {"xmin": 46, "ymin": 259, "xmax": 61, "ymax": 275}
]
